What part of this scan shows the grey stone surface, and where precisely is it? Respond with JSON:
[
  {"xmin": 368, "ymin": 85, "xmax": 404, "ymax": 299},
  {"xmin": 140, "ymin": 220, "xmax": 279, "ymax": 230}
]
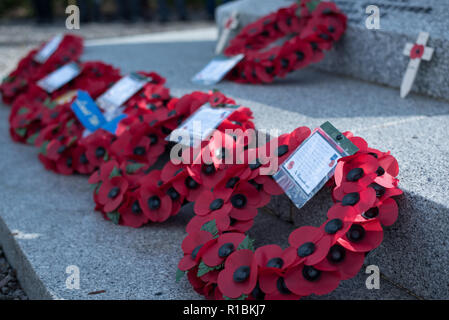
[
  {"xmin": 1, "ymin": 35, "xmax": 448, "ymax": 299},
  {"xmin": 216, "ymin": 0, "xmax": 449, "ymax": 101}
]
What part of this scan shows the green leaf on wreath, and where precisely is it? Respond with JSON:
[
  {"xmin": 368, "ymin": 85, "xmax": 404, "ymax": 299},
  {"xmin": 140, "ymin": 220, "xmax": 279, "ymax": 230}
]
[
  {"xmin": 201, "ymin": 220, "xmax": 218, "ymax": 238},
  {"xmin": 66, "ymin": 119, "xmax": 75, "ymax": 128},
  {"xmin": 26, "ymin": 132, "xmax": 40, "ymax": 145},
  {"xmin": 44, "ymin": 98, "xmax": 57, "ymax": 110},
  {"xmin": 18, "ymin": 107, "xmax": 29, "ymax": 115},
  {"xmin": 197, "ymin": 261, "xmax": 223, "ymax": 278},
  {"xmin": 237, "ymin": 236, "xmax": 255, "ymax": 252},
  {"xmin": 306, "ymin": 0, "xmax": 321, "ymax": 12},
  {"xmin": 38, "ymin": 140, "xmax": 50, "ymax": 156},
  {"xmin": 126, "ymin": 163, "xmax": 145, "ymax": 174},
  {"xmin": 109, "ymin": 166, "xmax": 121, "ymax": 179},
  {"xmin": 94, "ymin": 181, "xmax": 102, "ymax": 195},
  {"xmin": 15, "ymin": 127, "xmax": 27, "ymax": 137},
  {"xmin": 107, "ymin": 211, "xmax": 120, "ymax": 225},
  {"xmin": 103, "ymin": 152, "xmax": 109, "ymax": 162},
  {"xmin": 176, "ymin": 268, "xmax": 186, "ymax": 282}
]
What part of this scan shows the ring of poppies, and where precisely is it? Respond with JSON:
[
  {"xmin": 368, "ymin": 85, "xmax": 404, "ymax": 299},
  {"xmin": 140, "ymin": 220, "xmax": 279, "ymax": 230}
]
[
  {"xmin": 224, "ymin": 0, "xmax": 347, "ymax": 84},
  {"xmin": 1, "ymin": 34, "xmax": 83, "ymax": 105},
  {"xmin": 88, "ymin": 90, "xmax": 257, "ymax": 228},
  {"xmin": 177, "ymin": 127, "xmax": 402, "ymax": 300}
]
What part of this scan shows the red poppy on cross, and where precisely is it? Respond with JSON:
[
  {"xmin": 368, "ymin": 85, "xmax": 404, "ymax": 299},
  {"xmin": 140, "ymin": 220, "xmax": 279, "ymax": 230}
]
[
  {"xmin": 400, "ymin": 31, "xmax": 434, "ymax": 98},
  {"xmin": 215, "ymin": 11, "xmax": 240, "ymax": 55}
]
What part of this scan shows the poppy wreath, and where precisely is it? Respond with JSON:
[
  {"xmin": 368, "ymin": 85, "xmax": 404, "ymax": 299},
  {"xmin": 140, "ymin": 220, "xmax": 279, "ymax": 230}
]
[
  {"xmin": 34, "ymin": 70, "xmax": 170, "ymax": 176},
  {"xmin": 0, "ymin": 34, "xmax": 83, "ymax": 105},
  {"xmin": 88, "ymin": 90, "xmax": 256, "ymax": 228},
  {"xmin": 8, "ymin": 61, "xmax": 122, "ymax": 145},
  {"xmin": 177, "ymin": 127, "xmax": 402, "ymax": 300},
  {"xmin": 224, "ymin": 0, "xmax": 346, "ymax": 84}
]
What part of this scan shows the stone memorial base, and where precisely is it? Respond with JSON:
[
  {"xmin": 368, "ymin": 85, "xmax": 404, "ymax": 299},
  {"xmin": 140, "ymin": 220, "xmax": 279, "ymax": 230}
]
[
  {"xmin": 1, "ymin": 29, "xmax": 448, "ymax": 299},
  {"xmin": 217, "ymin": 0, "xmax": 449, "ymax": 101}
]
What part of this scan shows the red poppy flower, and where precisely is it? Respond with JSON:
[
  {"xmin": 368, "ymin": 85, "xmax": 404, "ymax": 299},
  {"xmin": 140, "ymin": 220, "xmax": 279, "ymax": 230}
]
[
  {"xmin": 72, "ymin": 145, "xmax": 96, "ymax": 174},
  {"xmin": 283, "ymin": 262, "xmax": 340, "ymax": 296},
  {"xmin": 255, "ymin": 245, "xmax": 297, "ymax": 294},
  {"xmin": 194, "ymin": 190, "xmax": 233, "ymax": 217},
  {"xmin": 118, "ymin": 191, "xmax": 150, "ymax": 228},
  {"xmin": 178, "ymin": 230, "xmax": 215, "ymax": 271},
  {"xmin": 332, "ymin": 185, "xmax": 377, "ymax": 214},
  {"xmin": 334, "ymin": 153, "xmax": 379, "ymax": 192},
  {"xmin": 97, "ymin": 176, "xmax": 129, "ymax": 213},
  {"xmin": 288, "ymin": 226, "xmax": 331, "ymax": 266},
  {"xmin": 138, "ymin": 171, "xmax": 173, "ymax": 222},
  {"xmin": 320, "ymin": 204, "xmax": 357, "ymax": 244},
  {"xmin": 410, "ymin": 44, "xmax": 425, "ymax": 59},
  {"xmin": 337, "ymin": 220, "xmax": 383, "ymax": 252},
  {"xmin": 81, "ymin": 129, "xmax": 114, "ymax": 168},
  {"xmin": 201, "ymin": 233, "xmax": 246, "ymax": 267},
  {"xmin": 217, "ymin": 249, "xmax": 258, "ymax": 299}
]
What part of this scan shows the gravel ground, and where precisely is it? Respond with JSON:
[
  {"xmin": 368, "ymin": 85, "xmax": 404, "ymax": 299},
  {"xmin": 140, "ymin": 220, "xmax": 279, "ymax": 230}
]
[{"xmin": 0, "ymin": 247, "xmax": 28, "ymax": 300}]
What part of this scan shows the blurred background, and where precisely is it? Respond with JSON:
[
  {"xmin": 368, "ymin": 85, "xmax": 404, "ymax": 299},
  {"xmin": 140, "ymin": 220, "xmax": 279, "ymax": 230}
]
[
  {"xmin": 0, "ymin": 0, "xmax": 232, "ymax": 24},
  {"xmin": 0, "ymin": 0, "xmax": 234, "ymax": 77}
]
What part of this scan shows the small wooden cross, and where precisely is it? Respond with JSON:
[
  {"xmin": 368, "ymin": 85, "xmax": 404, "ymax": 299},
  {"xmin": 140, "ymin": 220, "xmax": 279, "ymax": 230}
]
[
  {"xmin": 400, "ymin": 32, "xmax": 434, "ymax": 98},
  {"xmin": 215, "ymin": 11, "xmax": 240, "ymax": 55}
]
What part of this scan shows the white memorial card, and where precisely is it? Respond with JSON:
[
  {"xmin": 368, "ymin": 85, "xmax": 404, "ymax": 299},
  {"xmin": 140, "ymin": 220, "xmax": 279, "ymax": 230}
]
[
  {"xmin": 34, "ymin": 35, "xmax": 63, "ymax": 64},
  {"xmin": 192, "ymin": 54, "xmax": 244, "ymax": 86},
  {"xmin": 37, "ymin": 62, "xmax": 81, "ymax": 93},
  {"xmin": 168, "ymin": 103, "xmax": 235, "ymax": 147},
  {"xmin": 96, "ymin": 73, "xmax": 148, "ymax": 111},
  {"xmin": 273, "ymin": 122, "xmax": 358, "ymax": 209}
]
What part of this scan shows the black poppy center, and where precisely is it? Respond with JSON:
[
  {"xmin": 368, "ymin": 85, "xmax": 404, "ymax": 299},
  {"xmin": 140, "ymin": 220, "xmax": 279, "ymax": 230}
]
[
  {"xmin": 342, "ymin": 192, "xmax": 360, "ymax": 206},
  {"xmin": 325, "ymin": 218, "xmax": 343, "ymax": 234},
  {"xmin": 370, "ymin": 183, "xmax": 386, "ymax": 197},
  {"xmin": 218, "ymin": 243, "xmax": 235, "ymax": 258},
  {"xmin": 167, "ymin": 187, "xmax": 180, "ymax": 201},
  {"xmin": 276, "ymin": 145, "xmax": 289, "ymax": 157},
  {"xmin": 376, "ymin": 166, "xmax": 385, "ymax": 176},
  {"xmin": 327, "ymin": 245, "xmax": 346, "ymax": 263},
  {"xmin": 297, "ymin": 242, "xmax": 316, "ymax": 257},
  {"xmin": 66, "ymin": 157, "xmax": 72, "ymax": 168},
  {"xmin": 346, "ymin": 168, "xmax": 364, "ymax": 182},
  {"xmin": 363, "ymin": 207, "xmax": 379, "ymax": 219},
  {"xmin": 210, "ymin": 199, "xmax": 224, "ymax": 211},
  {"xmin": 302, "ymin": 266, "xmax": 321, "ymax": 282},
  {"xmin": 185, "ymin": 177, "xmax": 199, "ymax": 189},
  {"xmin": 133, "ymin": 146, "xmax": 146, "ymax": 156},
  {"xmin": 266, "ymin": 257, "xmax": 284, "ymax": 269},
  {"xmin": 108, "ymin": 186, "xmax": 120, "ymax": 199},
  {"xmin": 233, "ymin": 266, "xmax": 251, "ymax": 283},
  {"xmin": 231, "ymin": 194, "xmax": 247, "ymax": 209},
  {"xmin": 95, "ymin": 147, "xmax": 106, "ymax": 158},
  {"xmin": 57, "ymin": 145, "xmax": 66, "ymax": 154},
  {"xmin": 149, "ymin": 134, "xmax": 158, "ymax": 145},
  {"xmin": 202, "ymin": 164, "xmax": 216, "ymax": 176},
  {"xmin": 147, "ymin": 196, "xmax": 161, "ymax": 210},
  {"xmin": 347, "ymin": 224, "xmax": 366, "ymax": 242},
  {"xmin": 295, "ymin": 51, "xmax": 305, "ymax": 61},
  {"xmin": 80, "ymin": 153, "xmax": 88, "ymax": 165},
  {"xmin": 277, "ymin": 277, "xmax": 291, "ymax": 295},
  {"xmin": 249, "ymin": 159, "xmax": 262, "ymax": 170},
  {"xmin": 131, "ymin": 201, "xmax": 142, "ymax": 215},
  {"xmin": 226, "ymin": 177, "xmax": 240, "ymax": 189}
]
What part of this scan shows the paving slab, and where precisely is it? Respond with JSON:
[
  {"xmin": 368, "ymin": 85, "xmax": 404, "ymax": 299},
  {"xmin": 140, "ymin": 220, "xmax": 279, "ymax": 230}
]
[{"xmin": 0, "ymin": 33, "xmax": 448, "ymax": 299}]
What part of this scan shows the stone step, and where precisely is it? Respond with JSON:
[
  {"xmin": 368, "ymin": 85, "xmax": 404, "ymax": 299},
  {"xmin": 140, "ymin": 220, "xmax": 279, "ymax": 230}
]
[
  {"xmin": 1, "ymin": 30, "xmax": 448, "ymax": 299},
  {"xmin": 216, "ymin": 0, "xmax": 449, "ymax": 101}
]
